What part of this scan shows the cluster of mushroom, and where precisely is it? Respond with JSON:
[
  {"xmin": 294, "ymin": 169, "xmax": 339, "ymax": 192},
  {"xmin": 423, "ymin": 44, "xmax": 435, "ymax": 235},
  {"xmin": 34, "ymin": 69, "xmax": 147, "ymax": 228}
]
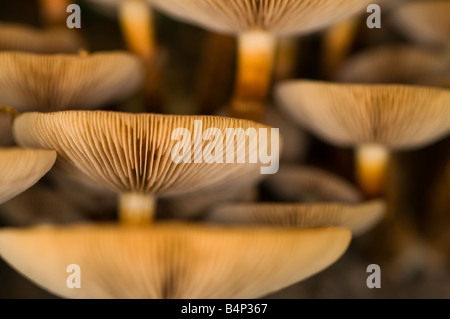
[{"xmin": 0, "ymin": 0, "xmax": 448, "ymax": 299}]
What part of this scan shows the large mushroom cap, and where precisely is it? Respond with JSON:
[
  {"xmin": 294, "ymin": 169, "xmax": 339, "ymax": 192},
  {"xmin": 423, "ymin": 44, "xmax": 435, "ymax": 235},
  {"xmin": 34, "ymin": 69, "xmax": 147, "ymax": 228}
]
[
  {"xmin": 0, "ymin": 107, "xmax": 17, "ymax": 146},
  {"xmin": 0, "ymin": 51, "xmax": 144, "ymax": 112},
  {"xmin": 0, "ymin": 23, "xmax": 85, "ymax": 53},
  {"xmin": 150, "ymin": 0, "xmax": 372, "ymax": 36},
  {"xmin": 390, "ymin": 0, "xmax": 450, "ymax": 47},
  {"xmin": 209, "ymin": 200, "xmax": 385, "ymax": 236},
  {"xmin": 277, "ymin": 80, "xmax": 450, "ymax": 150},
  {"xmin": 0, "ymin": 148, "xmax": 56, "ymax": 204},
  {"xmin": 336, "ymin": 45, "xmax": 449, "ymax": 84},
  {"xmin": 13, "ymin": 111, "xmax": 279, "ymax": 196},
  {"xmin": 0, "ymin": 223, "xmax": 351, "ymax": 299}
]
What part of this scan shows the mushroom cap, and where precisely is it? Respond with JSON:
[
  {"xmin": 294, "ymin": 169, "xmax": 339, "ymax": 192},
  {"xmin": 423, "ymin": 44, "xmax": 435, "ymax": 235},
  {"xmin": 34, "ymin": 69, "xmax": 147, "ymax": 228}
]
[
  {"xmin": 390, "ymin": 0, "xmax": 450, "ymax": 47},
  {"xmin": 0, "ymin": 51, "xmax": 144, "ymax": 112},
  {"xmin": 277, "ymin": 80, "xmax": 450, "ymax": 150},
  {"xmin": 209, "ymin": 200, "xmax": 385, "ymax": 236},
  {"xmin": 0, "ymin": 23, "xmax": 85, "ymax": 54},
  {"xmin": 150, "ymin": 0, "xmax": 372, "ymax": 36},
  {"xmin": 0, "ymin": 148, "xmax": 56, "ymax": 204},
  {"xmin": 0, "ymin": 223, "xmax": 351, "ymax": 299},
  {"xmin": 416, "ymin": 73, "xmax": 450, "ymax": 90},
  {"xmin": 263, "ymin": 165, "xmax": 362, "ymax": 203},
  {"xmin": 13, "ymin": 111, "xmax": 279, "ymax": 196},
  {"xmin": 336, "ymin": 45, "xmax": 449, "ymax": 84},
  {"xmin": 0, "ymin": 107, "xmax": 17, "ymax": 146}
]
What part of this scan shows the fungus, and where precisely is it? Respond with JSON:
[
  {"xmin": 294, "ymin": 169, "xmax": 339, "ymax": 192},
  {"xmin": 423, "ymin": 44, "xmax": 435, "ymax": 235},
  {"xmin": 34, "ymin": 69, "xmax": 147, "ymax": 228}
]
[
  {"xmin": 13, "ymin": 111, "xmax": 279, "ymax": 224},
  {"xmin": 0, "ymin": 51, "xmax": 144, "ymax": 112},
  {"xmin": 0, "ymin": 148, "xmax": 56, "ymax": 204},
  {"xmin": 277, "ymin": 80, "xmax": 450, "ymax": 197}
]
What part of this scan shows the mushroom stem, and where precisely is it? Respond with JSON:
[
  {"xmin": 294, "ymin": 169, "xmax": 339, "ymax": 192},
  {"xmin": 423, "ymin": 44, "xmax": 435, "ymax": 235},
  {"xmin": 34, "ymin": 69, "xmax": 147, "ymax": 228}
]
[
  {"xmin": 356, "ymin": 144, "xmax": 389, "ymax": 198},
  {"xmin": 321, "ymin": 18, "xmax": 359, "ymax": 78},
  {"xmin": 119, "ymin": 0, "xmax": 156, "ymax": 62},
  {"xmin": 275, "ymin": 38, "xmax": 300, "ymax": 81},
  {"xmin": 230, "ymin": 30, "xmax": 276, "ymax": 122},
  {"xmin": 38, "ymin": 0, "xmax": 70, "ymax": 27},
  {"xmin": 119, "ymin": 192, "xmax": 156, "ymax": 224}
]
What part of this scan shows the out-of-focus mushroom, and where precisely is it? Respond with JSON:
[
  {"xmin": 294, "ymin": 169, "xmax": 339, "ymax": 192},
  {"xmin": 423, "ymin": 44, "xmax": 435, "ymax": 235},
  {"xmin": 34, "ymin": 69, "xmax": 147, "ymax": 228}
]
[
  {"xmin": 150, "ymin": 0, "xmax": 372, "ymax": 121},
  {"xmin": 38, "ymin": 0, "xmax": 71, "ymax": 27},
  {"xmin": 13, "ymin": 111, "xmax": 280, "ymax": 224},
  {"xmin": 277, "ymin": 80, "xmax": 450, "ymax": 197},
  {"xmin": 336, "ymin": 45, "xmax": 449, "ymax": 84},
  {"xmin": 209, "ymin": 200, "xmax": 385, "ymax": 236},
  {"xmin": 390, "ymin": 0, "xmax": 450, "ymax": 48},
  {"xmin": 0, "ymin": 22, "xmax": 85, "ymax": 53},
  {"xmin": 0, "ymin": 223, "xmax": 351, "ymax": 298},
  {"xmin": 0, "ymin": 148, "xmax": 56, "ymax": 204},
  {"xmin": 0, "ymin": 51, "xmax": 144, "ymax": 112},
  {"xmin": 0, "ymin": 107, "xmax": 17, "ymax": 146},
  {"xmin": 263, "ymin": 165, "xmax": 362, "ymax": 203}
]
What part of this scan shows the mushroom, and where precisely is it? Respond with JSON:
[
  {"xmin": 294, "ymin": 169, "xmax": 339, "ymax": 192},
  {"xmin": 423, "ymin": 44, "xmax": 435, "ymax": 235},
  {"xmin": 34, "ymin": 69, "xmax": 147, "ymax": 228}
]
[
  {"xmin": 0, "ymin": 148, "xmax": 56, "ymax": 205},
  {"xmin": 150, "ymin": 0, "xmax": 372, "ymax": 121},
  {"xmin": 0, "ymin": 51, "xmax": 144, "ymax": 112},
  {"xmin": 0, "ymin": 106, "xmax": 17, "ymax": 146},
  {"xmin": 263, "ymin": 165, "xmax": 362, "ymax": 203},
  {"xmin": 276, "ymin": 80, "xmax": 450, "ymax": 197},
  {"xmin": 38, "ymin": 0, "xmax": 71, "ymax": 27},
  {"xmin": 209, "ymin": 200, "xmax": 385, "ymax": 236},
  {"xmin": 0, "ymin": 22, "xmax": 85, "ymax": 54},
  {"xmin": 13, "ymin": 110, "xmax": 280, "ymax": 224},
  {"xmin": 390, "ymin": 0, "xmax": 450, "ymax": 49},
  {"xmin": 336, "ymin": 45, "xmax": 449, "ymax": 84},
  {"xmin": 0, "ymin": 223, "xmax": 351, "ymax": 298}
]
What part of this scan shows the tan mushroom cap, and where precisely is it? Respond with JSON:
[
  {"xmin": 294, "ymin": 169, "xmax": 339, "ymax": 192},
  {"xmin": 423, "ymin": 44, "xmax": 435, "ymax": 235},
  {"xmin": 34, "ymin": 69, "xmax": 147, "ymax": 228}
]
[
  {"xmin": 209, "ymin": 200, "xmax": 385, "ymax": 236},
  {"xmin": 263, "ymin": 165, "xmax": 362, "ymax": 203},
  {"xmin": 0, "ymin": 107, "xmax": 17, "ymax": 146},
  {"xmin": 390, "ymin": 0, "xmax": 450, "ymax": 47},
  {"xmin": 150, "ymin": 0, "xmax": 372, "ymax": 36},
  {"xmin": 0, "ymin": 51, "xmax": 144, "ymax": 112},
  {"xmin": 0, "ymin": 223, "xmax": 351, "ymax": 299},
  {"xmin": 0, "ymin": 148, "xmax": 56, "ymax": 204},
  {"xmin": 0, "ymin": 23, "xmax": 85, "ymax": 54},
  {"xmin": 277, "ymin": 80, "xmax": 450, "ymax": 150},
  {"xmin": 336, "ymin": 45, "xmax": 449, "ymax": 84},
  {"xmin": 13, "ymin": 111, "xmax": 278, "ymax": 196}
]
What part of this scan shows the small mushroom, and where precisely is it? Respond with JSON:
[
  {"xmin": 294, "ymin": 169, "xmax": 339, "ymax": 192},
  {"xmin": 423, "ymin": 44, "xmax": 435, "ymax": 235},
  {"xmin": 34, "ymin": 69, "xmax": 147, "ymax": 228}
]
[
  {"xmin": 336, "ymin": 45, "xmax": 449, "ymax": 84},
  {"xmin": 13, "ymin": 111, "xmax": 279, "ymax": 224},
  {"xmin": 0, "ymin": 107, "xmax": 18, "ymax": 146},
  {"xmin": 150, "ymin": 0, "xmax": 372, "ymax": 121},
  {"xmin": 0, "ymin": 51, "xmax": 144, "ymax": 112},
  {"xmin": 263, "ymin": 165, "xmax": 362, "ymax": 203},
  {"xmin": 0, "ymin": 22, "xmax": 85, "ymax": 53},
  {"xmin": 209, "ymin": 200, "xmax": 385, "ymax": 236},
  {"xmin": 0, "ymin": 223, "xmax": 351, "ymax": 298},
  {"xmin": 276, "ymin": 80, "xmax": 450, "ymax": 197},
  {"xmin": 0, "ymin": 148, "xmax": 56, "ymax": 204},
  {"xmin": 390, "ymin": 0, "xmax": 450, "ymax": 48}
]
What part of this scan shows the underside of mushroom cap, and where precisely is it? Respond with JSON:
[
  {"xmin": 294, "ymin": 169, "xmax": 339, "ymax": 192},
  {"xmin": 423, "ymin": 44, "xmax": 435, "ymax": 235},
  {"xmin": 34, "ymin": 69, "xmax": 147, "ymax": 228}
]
[
  {"xmin": 0, "ymin": 51, "xmax": 144, "ymax": 112},
  {"xmin": 336, "ymin": 45, "xmax": 449, "ymax": 84},
  {"xmin": 390, "ymin": 0, "xmax": 450, "ymax": 47},
  {"xmin": 150, "ymin": 0, "xmax": 372, "ymax": 36},
  {"xmin": 0, "ymin": 23, "xmax": 85, "ymax": 53},
  {"xmin": 209, "ymin": 200, "xmax": 385, "ymax": 236},
  {"xmin": 277, "ymin": 80, "xmax": 450, "ymax": 150},
  {"xmin": 263, "ymin": 165, "xmax": 362, "ymax": 203},
  {"xmin": 0, "ymin": 223, "xmax": 351, "ymax": 299},
  {"xmin": 0, "ymin": 148, "xmax": 56, "ymax": 204},
  {"xmin": 13, "ymin": 111, "xmax": 279, "ymax": 196}
]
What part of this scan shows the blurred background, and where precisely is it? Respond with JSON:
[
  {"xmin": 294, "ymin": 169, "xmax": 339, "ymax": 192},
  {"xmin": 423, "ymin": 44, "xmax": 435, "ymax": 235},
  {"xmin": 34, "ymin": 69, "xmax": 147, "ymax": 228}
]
[{"xmin": 0, "ymin": 0, "xmax": 450, "ymax": 298}]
